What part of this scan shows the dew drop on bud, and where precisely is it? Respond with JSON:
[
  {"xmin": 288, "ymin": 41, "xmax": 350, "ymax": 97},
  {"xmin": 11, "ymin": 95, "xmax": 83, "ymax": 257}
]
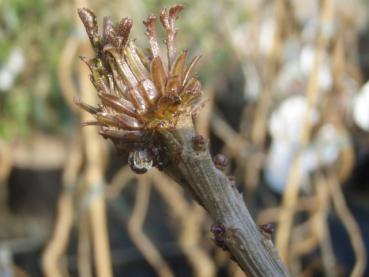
[{"xmin": 128, "ymin": 149, "xmax": 153, "ymax": 174}]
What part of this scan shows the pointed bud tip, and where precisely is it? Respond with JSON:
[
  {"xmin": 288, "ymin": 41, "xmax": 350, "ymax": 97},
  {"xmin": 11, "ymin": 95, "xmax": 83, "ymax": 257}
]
[
  {"xmin": 78, "ymin": 7, "xmax": 94, "ymax": 15},
  {"xmin": 143, "ymin": 15, "xmax": 157, "ymax": 26},
  {"xmin": 77, "ymin": 8, "xmax": 84, "ymax": 15},
  {"xmin": 169, "ymin": 4, "xmax": 184, "ymax": 16},
  {"xmin": 77, "ymin": 7, "xmax": 95, "ymax": 21}
]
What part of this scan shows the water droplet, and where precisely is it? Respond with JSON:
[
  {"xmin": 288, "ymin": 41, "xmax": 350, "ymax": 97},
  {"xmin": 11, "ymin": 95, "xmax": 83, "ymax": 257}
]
[{"xmin": 128, "ymin": 149, "xmax": 153, "ymax": 174}]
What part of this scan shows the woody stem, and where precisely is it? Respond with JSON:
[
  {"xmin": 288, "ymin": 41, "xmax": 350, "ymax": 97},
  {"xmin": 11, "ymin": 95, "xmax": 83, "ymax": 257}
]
[{"xmin": 160, "ymin": 115, "xmax": 289, "ymax": 277}]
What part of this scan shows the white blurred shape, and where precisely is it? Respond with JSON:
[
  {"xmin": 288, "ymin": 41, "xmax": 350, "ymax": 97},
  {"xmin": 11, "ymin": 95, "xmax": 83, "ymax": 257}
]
[
  {"xmin": 300, "ymin": 45, "xmax": 332, "ymax": 92},
  {"xmin": 301, "ymin": 124, "xmax": 342, "ymax": 172},
  {"xmin": 0, "ymin": 70, "xmax": 14, "ymax": 91},
  {"xmin": 266, "ymin": 96, "xmax": 321, "ymax": 193},
  {"xmin": 265, "ymin": 140, "xmax": 296, "ymax": 193},
  {"xmin": 266, "ymin": 121, "xmax": 345, "ymax": 194},
  {"xmin": 269, "ymin": 95, "xmax": 319, "ymax": 142},
  {"xmin": 315, "ymin": 124, "xmax": 341, "ymax": 165},
  {"xmin": 353, "ymin": 81, "xmax": 369, "ymax": 131},
  {"xmin": 259, "ymin": 18, "xmax": 275, "ymax": 56},
  {"xmin": 0, "ymin": 48, "xmax": 25, "ymax": 92},
  {"xmin": 8, "ymin": 48, "xmax": 25, "ymax": 74},
  {"xmin": 242, "ymin": 63, "xmax": 261, "ymax": 102}
]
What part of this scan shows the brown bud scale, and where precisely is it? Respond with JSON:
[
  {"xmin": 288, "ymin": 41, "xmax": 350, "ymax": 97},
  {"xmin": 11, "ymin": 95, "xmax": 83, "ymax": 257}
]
[{"xmin": 76, "ymin": 6, "xmax": 203, "ymax": 173}]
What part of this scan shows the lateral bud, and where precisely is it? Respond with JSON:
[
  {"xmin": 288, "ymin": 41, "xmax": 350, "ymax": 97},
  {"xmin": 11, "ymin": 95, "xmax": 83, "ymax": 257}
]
[
  {"xmin": 192, "ymin": 134, "xmax": 206, "ymax": 151},
  {"xmin": 258, "ymin": 223, "xmax": 275, "ymax": 239},
  {"xmin": 214, "ymin": 154, "xmax": 228, "ymax": 171},
  {"xmin": 210, "ymin": 223, "xmax": 228, "ymax": 251}
]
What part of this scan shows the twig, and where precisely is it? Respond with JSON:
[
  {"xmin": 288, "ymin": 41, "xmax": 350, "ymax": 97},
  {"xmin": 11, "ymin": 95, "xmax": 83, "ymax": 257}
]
[
  {"xmin": 327, "ymin": 174, "xmax": 367, "ymax": 277},
  {"xmin": 256, "ymin": 196, "xmax": 318, "ymax": 225},
  {"xmin": 179, "ymin": 204, "xmax": 214, "ymax": 277},
  {"xmin": 74, "ymin": 4, "xmax": 289, "ymax": 275},
  {"xmin": 42, "ymin": 139, "xmax": 82, "ymax": 277},
  {"xmin": 229, "ymin": 261, "xmax": 247, "ymax": 277},
  {"xmin": 151, "ymin": 170, "xmax": 216, "ymax": 277},
  {"xmin": 161, "ymin": 114, "xmax": 289, "ymax": 276},
  {"xmin": 275, "ymin": 0, "xmax": 334, "ymax": 264},
  {"xmin": 0, "ymin": 139, "xmax": 12, "ymax": 212},
  {"xmin": 76, "ymin": 1, "xmax": 113, "ymax": 275},
  {"xmin": 106, "ymin": 165, "xmax": 136, "ymax": 199},
  {"xmin": 210, "ymin": 112, "xmax": 248, "ymax": 156},
  {"xmin": 291, "ymin": 217, "xmax": 319, "ymax": 257},
  {"xmin": 315, "ymin": 174, "xmax": 336, "ymax": 277},
  {"xmin": 127, "ymin": 175, "xmax": 174, "ymax": 277},
  {"xmin": 250, "ymin": 0, "xmax": 287, "ymax": 147},
  {"xmin": 77, "ymin": 212, "xmax": 93, "ymax": 277},
  {"xmin": 58, "ymin": 36, "xmax": 80, "ymax": 113}
]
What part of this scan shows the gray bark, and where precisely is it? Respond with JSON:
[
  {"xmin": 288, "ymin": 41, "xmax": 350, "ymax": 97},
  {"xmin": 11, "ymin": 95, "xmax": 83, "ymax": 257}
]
[{"xmin": 160, "ymin": 115, "xmax": 289, "ymax": 277}]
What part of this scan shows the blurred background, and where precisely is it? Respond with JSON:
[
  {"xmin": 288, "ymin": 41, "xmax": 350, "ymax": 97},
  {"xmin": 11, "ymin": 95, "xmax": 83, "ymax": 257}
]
[{"xmin": 1, "ymin": 0, "xmax": 369, "ymax": 276}]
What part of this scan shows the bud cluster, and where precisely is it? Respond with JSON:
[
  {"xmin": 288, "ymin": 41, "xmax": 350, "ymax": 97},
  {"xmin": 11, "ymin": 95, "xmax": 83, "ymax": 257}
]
[{"xmin": 75, "ymin": 5, "xmax": 202, "ymax": 173}]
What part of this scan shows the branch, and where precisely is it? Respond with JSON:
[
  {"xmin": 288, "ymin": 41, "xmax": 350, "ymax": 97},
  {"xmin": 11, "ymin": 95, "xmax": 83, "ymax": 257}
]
[
  {"xmin": 75, "ymin": 5, "xmax": 289, "ymax": 276},
  {"xmin": 160, "ymin": 115, "xmax": 289, "ymax": 276}
]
